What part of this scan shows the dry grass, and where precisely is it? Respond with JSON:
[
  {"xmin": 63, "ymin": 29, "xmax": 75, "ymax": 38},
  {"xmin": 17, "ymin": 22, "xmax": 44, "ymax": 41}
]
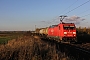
[{"xmin": 0, "ymin": 33, "xmax": 69, "ymax": 60}]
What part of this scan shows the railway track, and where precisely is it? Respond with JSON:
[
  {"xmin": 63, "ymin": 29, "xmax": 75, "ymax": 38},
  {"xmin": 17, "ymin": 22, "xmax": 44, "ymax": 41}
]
[
  {"xmin": 31, "ymin": 32, "xmax": 90, "ymax": 59},
  {"xmin": 38, "ymin": 35, "xmax": 90, "ymax": 60},
  {"xmin": 61, "ymin": 43, "xmax": 90, "ymax": 60}
]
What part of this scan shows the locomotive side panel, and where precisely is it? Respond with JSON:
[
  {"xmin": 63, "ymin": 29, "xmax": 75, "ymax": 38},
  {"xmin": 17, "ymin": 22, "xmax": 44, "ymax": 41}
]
[{"xmin": 53, "ymin": 26, "xmax": 59, "ymax": 36}]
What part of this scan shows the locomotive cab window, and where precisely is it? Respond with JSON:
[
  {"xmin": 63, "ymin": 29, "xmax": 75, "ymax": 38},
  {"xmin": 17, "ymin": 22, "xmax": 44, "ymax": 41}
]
[
  {"xmin": 63, "ymin": 25, "xmax": 75, "ymax": 30},
  {"xmin": 70, "ymin": 26, "xmax": 75, "ymax": 30}
]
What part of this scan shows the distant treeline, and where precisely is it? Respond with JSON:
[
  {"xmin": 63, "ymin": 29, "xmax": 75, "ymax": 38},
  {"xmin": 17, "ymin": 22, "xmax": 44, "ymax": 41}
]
[
  {"xmin": 0, "ymin": 31, "xmax": 28, "ymax": 34},
  {"xmin": 76, "ymin": 27, "xmax": 90, "ymax": 34}
]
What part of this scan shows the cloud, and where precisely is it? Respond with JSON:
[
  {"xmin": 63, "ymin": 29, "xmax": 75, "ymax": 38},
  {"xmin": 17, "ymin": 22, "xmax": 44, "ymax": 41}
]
[
  {"xmin": 75, "ymin": 21, "xmax": 80, "ymax": 25},
  {"xmin": 41, "ymin": 21, "xmax": 46, "ymax": 22},
  {"xmin": 81, "ymin": 18, "xmax": 85, "ymax": 21},
  {"xmin": 41, "ymin": 21, "xmax": 51, "ymax": 24},
  {"xmin": 64, "ymin": 15, "xmax": 85, "ymax": 25},
  {"xmin": 65, "ymin": 15, "xmax": 85, "ymax": 21},
  {"xmin": 41, "ymin": 15, "xmax": 86, "ymax": 26}
]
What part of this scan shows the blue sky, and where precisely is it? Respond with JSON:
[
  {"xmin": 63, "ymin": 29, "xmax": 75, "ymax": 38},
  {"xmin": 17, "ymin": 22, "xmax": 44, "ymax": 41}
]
[{"xmin": 0, "ymin": 0, "xmax": 90, "ymax": 31}]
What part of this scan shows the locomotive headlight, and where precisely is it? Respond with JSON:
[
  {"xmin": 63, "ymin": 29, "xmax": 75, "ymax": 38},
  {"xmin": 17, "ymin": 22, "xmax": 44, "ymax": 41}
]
[
  {"xmin": 73, "ymin": 32, "xmax": 76, "ymax": 34},
  {"xmin": 64, "ymin": 32, "xmax": 67, "ymax": 34}
]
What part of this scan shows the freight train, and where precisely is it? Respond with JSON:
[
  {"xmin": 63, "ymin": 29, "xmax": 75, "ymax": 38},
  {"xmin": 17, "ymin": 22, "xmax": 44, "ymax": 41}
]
[
  {"xmin": 35, "ymin": 22, "xmax": 77, "ymax": 42},
  {"xmin": 35, "ymin": 16, "xmax": 77, "ymax": 42}
]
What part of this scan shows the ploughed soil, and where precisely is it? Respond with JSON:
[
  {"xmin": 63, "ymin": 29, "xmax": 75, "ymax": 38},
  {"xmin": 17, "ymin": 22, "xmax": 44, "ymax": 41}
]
[{"xmin": 0, "ymin": 33, "xmax": 68, "ymax": 60}]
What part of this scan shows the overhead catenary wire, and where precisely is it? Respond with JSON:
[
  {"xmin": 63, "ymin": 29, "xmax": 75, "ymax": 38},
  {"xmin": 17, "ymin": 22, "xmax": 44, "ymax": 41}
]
[
  {"xmin": 77, "ymin": 7, "xmax": 90, "ymax": 18},
  {"xmin": 52, "ymin": 0, "xmax": 89, "ymax": 24},
  {"xmin": 52, "ymin": 0, "xmax": 78, "ymax": 24},
  {"xmin": 64, "ymin": 0, "xmax": 90, "ymax": 15},
  {"xmin": 44, "ymin": 0, "xmax": 90, "ymax": 26},
  {"xmin": 81, "ymin": 13, "xmax": 90, "ymax": 17},
  {"xmin": 76, "ymin": 8, "xmax": 90, "ymax": 15},
  {"xmin": 60, "ymin": 0, "xmax": 79, "ymax": 14}
]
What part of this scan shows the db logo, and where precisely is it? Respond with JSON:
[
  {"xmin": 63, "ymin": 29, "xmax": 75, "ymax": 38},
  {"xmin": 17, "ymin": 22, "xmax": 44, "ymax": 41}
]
[{"xmin": 51, "ymin": 29, "xmax": 54, "ymax": 32}]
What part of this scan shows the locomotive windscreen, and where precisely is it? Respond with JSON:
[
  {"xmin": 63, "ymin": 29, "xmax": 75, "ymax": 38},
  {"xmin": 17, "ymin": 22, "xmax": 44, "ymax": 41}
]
[{"xmin": 63, "ymin": 25, "xmax": 75, "ymax": 30}]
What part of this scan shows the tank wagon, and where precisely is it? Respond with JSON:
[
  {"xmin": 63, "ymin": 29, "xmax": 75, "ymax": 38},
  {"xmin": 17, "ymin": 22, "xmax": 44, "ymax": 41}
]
[
  {"xmin": 35, "ymin": 28, "xmax": 48, "ymax": 36},
  {"xmin": 35, "ymin": 28, "xmax": 41, "ymax": 33}
]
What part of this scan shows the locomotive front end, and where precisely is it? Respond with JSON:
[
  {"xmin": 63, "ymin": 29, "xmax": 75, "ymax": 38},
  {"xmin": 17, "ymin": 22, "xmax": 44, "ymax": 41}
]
[{"xmin": 63, "ymin": 23, "xmax": 77, "ymax": 42}]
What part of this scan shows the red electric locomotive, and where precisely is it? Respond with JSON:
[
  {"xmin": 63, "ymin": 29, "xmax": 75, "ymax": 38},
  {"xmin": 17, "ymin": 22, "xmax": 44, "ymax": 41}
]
[
  {"xmin": 48, "ymin": 22, "xmax": 76, "ymax": 42},
  {"xmin": 47, "ymin": 16, "xmax": 77, "ymax": 42}
]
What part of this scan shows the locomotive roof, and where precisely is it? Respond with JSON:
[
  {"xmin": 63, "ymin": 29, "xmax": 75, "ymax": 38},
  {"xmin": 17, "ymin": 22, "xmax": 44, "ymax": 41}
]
[
  {"xmin": 60, "ymin": 22, "xmax": 75, "ymax": 24},
  {"xmin": 49, "ymin": 23, "xmax": 75, "ymax": 28},
  {"xmin": 49, "ymin": 25, "xmax": 58, "ymax": 28}
]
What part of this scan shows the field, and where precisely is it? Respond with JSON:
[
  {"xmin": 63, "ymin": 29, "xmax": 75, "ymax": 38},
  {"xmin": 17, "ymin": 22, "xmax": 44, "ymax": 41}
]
[{"xmin": 0, "ymin": 31, "xmax": 25, "ymax": 44}]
